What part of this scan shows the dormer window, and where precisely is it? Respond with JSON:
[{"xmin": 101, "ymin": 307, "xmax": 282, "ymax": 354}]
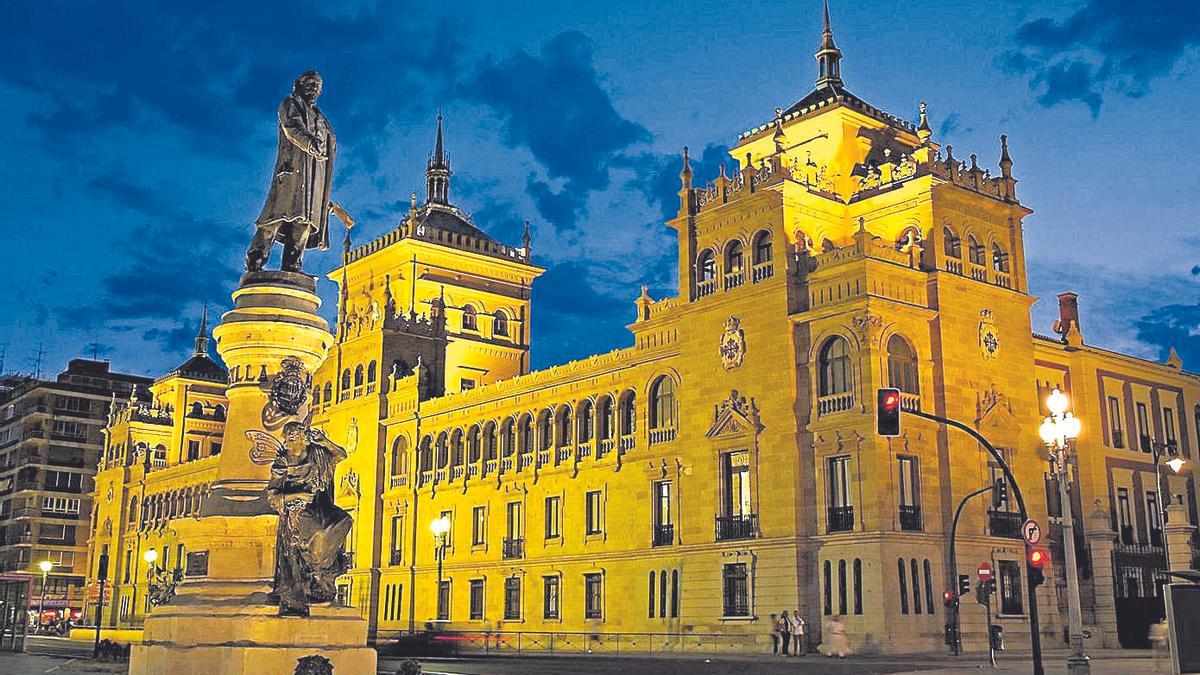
[
  {"xmin": 493, "ymin": 311, "xmax": 509, "ymax": 338},
  {"xmin": 462, "ymin": 306, "xmax": 477, "ymax": 332}
]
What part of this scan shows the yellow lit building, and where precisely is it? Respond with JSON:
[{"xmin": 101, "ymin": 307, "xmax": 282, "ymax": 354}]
[{"xmin": 87, "ymin": 11, "xmax": 1197, "ymax": 654}]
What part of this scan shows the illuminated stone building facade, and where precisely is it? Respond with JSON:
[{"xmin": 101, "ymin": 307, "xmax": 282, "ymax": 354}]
[{"xmin": 87, "ymin": 12, "xmax": 1198, "ymax": 653}]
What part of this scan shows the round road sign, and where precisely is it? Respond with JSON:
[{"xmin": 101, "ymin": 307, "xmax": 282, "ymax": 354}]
[
  {"xmin": 1022, "ymin": 519, "xmax": 1042, "ymax": 545},
  {"xmin": 977, "ymin": 562, "xmax": 993, "ymax": 581}
]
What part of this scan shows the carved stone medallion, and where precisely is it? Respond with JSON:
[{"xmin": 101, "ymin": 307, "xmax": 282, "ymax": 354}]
[
  {"xmin": 979, "ymin": 309, "xmax": 1000, "ymax": 359},
  {"xmin": 270, "ymin": 356, "xmax": 311, "ymax": 416},
  {"xmin": 719, "ymin": 316, "xmax": 746, "ymax": 370}
]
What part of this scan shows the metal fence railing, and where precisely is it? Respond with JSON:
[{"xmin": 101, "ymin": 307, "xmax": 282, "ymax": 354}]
[{"xmin": 374, "ymin": 629, "xmax": 763, "ymax": 657}]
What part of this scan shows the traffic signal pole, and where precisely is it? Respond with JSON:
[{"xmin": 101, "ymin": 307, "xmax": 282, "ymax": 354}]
[
  {"xmin": 948, "ymin": 482, "xmax": 999, "ymax": 656},
  {"xmin": 908, "ymin": 408, "xmax": 1045, "ymax": 675}
]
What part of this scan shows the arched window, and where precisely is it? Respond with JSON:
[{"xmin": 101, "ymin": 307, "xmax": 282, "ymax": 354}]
[
  {"xmin": 311, "ymin": 387, "xmax": 321, "ymax": 407},
  {"xmin": 838, "ymin": 559, "xmax": 847, "ymax": 615},
  {"xmin": 367, "ymin": 361, "xmax": 377, "ymax": 383},
  {"xmin": 597, "ymin": 396, "xmax": 615, "ymax": 441},
  {"xmin": 537, "ymin": 409, "xmax": 553, "ymax": 451},
  {"xmin": 991, "ymin": 243, "xmax": 1009, "ymax": 272},
  {"xmin": 752, "ymin": 230, "xmax": 772, "ymax": 265},
  {"xmin": 697, "ymin": 250, "xmax": 716, "ymax": 282},
  {"xmin": 493, "ymin": 311, "xmax": 509, "ymax": 338},
  {"xmin": 190, "ymin": 402, "xmax": 204, "ymax": 417},
  {"xmin": 577, "ymin": 400, "xmax": 594, "ymax": 444},
  {"xmin": 323, "ymin": 382, "xmax": 332, "ymax": 403},
  {"xmin": 462, "ymin": 305, "xmax": 477, "ymax": 331},
  {"xmin": 500, "ymin": 419, "xmax": 516, "ymax": 457},
  {"xmin": 213, "ymin": 404, "xmax": 226, "ymax": 420},
  {"xmin": 923, "ymin": 559, "xmax": 934, "ymax": 614},
  {"xmin": 450, "ymin": 429, "xmax": 464, "ymax": 466},
  {"xmin": 660, "ymin": 568, "xmax": 668, "ymax": 618},
  {"xmin": 910, "ymin": 558, "xmax": 922, "ymax": 614},
  {"xmin": 519, "ymin": 414, "xmax": 534, "ymax": 455},
  {"xmin": 390, "ymin": 437, "xmax": 408, "ymax": 477},
  {"xmin": 818, "ymin": 336, "xmax": 853, "ymax": 396},
  {"xmin": 886, "ymin": 335, "xmax": 919, "ymax": 395},
  {"xmin": 648, "ymin": 571, "xmax": 656, "ymax": 618},
  {"xmin": 341, "ymin": 369, "xmax": 351, "ymax": 390},
  {"xmin": 619, "ymin": 391, "xmax": 636, "ymax": 436},
  {"xmin": 483, "ymin": 421, "xmax": 497, "ymax": 461},
  {"xmin": 898, "ymin": 558, "xmax": 909, "ymax": 614},
  {"xmin": 555, "ymin": 405, "xmax": 573, "ymax": 447},
  {"xmin": 649, "ymin": 376, "xmax": 676, "ymax": 429},
  {"xmin": 418, "ymin": 437, "xmax": 432, "ymax": 471},
  {"xmin": 853, "ymin": 559, "xmax": 862, "ymax": 615},
  {"xmin": 467, "ymin": 426, "xmax": 481, "ymax": 463},
  {"xmin": 129, "ymin": 496, "xmax": 139, "ymax": 524},
  {"xmin": 671, "ymin": 569, "xmax": 680, "ymax": 618},
  {"xmin": 435, "ymin": 432, "xmax": 448, "ymax": 469},
  {"xmin": 823, "ymin": 560, "xmax": 832, "ymax": 615},
  {"xmin": 725, "ymin": 240, "xmax": 744, "ymax": 274},
  {"xmin": 354, "ymin": 365, "xmax": 365, "ymax": 387},
  {"xmin": 967, "ymin": 235, "xmax": 985, "ymax": 265},
  {"xmin": 942, "ymin": 227, "xmax": 961, "ymax": 258}
]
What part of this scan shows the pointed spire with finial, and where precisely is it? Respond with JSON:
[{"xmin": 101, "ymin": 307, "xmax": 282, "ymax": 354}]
[
  {"xmin": 522, "ymin": 219, "xmax": 532, "ymax": 253},
  {"xmin": 425, "ymin": 112, "xmax": 452, "ymax": 205},
  {"xmin": 998, "ymin": 134, "xmax": 1013, "ymax": 178},
  {"xmin": 193, "ymin": 304, "xmax": 210, "ymax": 356},
  {"xmin": 678, "ymin": 146, "xmax": 694, "ymax": 217},
  {"xmin": 917, "ymin": 101, "xmax": 932, "ymax": 143},
  {"xmin": 815, "ymin": 0, "xmax": 843, "ymax": 88},
  {"xmin": 679, "ymin": 145, "xmax": 693, "ymax": 185}
]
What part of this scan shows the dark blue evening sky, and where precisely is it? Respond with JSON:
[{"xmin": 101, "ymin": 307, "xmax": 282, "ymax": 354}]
[{"xmin": 2, "ymin": 0, "xmax": 1198, "ymax": 378}]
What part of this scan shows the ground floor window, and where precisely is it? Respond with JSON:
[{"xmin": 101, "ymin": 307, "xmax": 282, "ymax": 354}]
[
  {"xmin": 504, "ymin": 577, "xmax": 522, "ymax": 620},
  {"xmin": 437, "ymin": 580, "xmax": 450, "ymax": 621},
  {"xmin": 469, "ymin": 579, "xmax": 484, "ymax": 620},
  {"xmin": 543, "ymin": 576, "xmax": 560, "ymax": 620},
  {"xmin": 998, "ymin": 560, "xmax": 1023, "ymax": 615},
  {"xmin": 382, "ymin": 583, "xmax": 403, "ymax": 622},
  {"xmin": 722, "ymin": 563, "xmax": 750, "ymax": 617},
  {"xmin": 584, "ymin": 573, "xmax": 603, "ymax": 619}
]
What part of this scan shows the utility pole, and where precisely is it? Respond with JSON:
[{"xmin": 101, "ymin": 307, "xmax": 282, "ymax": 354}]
[{"xmin": 30, "ymin": 343, "xmax": 47, "ymax": 380}]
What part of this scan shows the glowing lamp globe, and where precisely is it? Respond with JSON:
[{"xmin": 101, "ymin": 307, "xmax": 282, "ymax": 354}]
[
  {"xmin": 144, "ymin": 549, "xmax": 159, "ymax": 564},
  {"xmin": 38, "ymin": 560, "xmax": 53, "ymax": 574}
]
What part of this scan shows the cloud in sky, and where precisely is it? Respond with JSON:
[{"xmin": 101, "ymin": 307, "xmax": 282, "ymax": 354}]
[
  {"xmin": 1002, "ymin": 0, "xmax": 1200, "ymax": 115},
  {"xmin": 462, "ymin": 31, "xmax": 650, "ymax": 231}
]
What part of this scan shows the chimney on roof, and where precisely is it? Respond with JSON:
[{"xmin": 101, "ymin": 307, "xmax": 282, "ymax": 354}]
[{"xmin": 1054, "ymin": 292, "xmax": 1081, "ymax": 342}]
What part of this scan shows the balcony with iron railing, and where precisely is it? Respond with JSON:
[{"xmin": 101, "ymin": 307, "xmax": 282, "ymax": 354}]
[
  {"xmin": 502, "ymin": 537, "xmax": 524, "ymax": 560},
  {"xmin": 899, "ymin": 504, "xmax": 922, "ymax": 531},
  {"xmin": 817, "ymin": 392, "xmax": 855, "ymax": 417},
  {"xmin": 715, "ymin": 514, "xmax": 757, "ymax": 541},
  {"xmin": 389, "ymin": 549, "xmax": 404, "ymax": 566},
  {"xmin": 653, "ymin": 524, "xmax": 674, "ymax": 547},
  {"xmin": 827, "ymin": 506, "xmax": 854, "ymax": 533},
  {"xmin": 988, "ymin": 510, "xmax": 1022, "ymax": 539}
]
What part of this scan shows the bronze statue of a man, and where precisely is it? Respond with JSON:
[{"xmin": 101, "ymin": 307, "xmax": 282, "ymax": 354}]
[
  {"xmin": 246, "ymin": 70, "xmax": 335, "ymax": 273},
  {"xmin": 262, "ymin": 422, "xmax": 352, "ymax": 617}
]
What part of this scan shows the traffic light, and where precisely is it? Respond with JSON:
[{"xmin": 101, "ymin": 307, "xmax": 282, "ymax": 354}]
[
  {"xmin": 991, "ymin": 477, "xmax": 1008, "ymax": 509},
  {"xmin": 97, "ymin": 552, "xmax": 109, "ymax": 580},
  {"xmin": 1028, "ymin": 547, "xmax": 1049, "ymax": 589},
  {"xmin": 877, "ymin": 388, "xmax": 901, "ymax": 436},
  {"xmin": 958, "ymin": 573, "xmax": 971, "ymax": 596},
  {"xmin": 943, "ymin": 590, "xmax": 956, "ymax": 607}
]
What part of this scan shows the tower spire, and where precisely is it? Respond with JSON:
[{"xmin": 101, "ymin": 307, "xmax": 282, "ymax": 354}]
[
  {"xmin": 425, "ymin": 112, "xmax": 451, "ymax": 205},
  {"xmin": 193, "ymin": 304, "xmax": 210, "ymax": 356},
  {"xmin": 815, "ymin": 0, "xmax": 843, "ymax": 89}
]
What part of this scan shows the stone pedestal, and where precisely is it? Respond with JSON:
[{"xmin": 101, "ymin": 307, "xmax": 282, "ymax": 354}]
[
  {"xmin": 130, "ymin": 272, "xmax": 376, "ymax": 674},
  {"xmin": 1164, "ymin": 500, "xmax": 1197, "ymax": 572}
]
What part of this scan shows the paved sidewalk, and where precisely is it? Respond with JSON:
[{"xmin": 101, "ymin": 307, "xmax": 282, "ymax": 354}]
[
  {"xmin": 890, "ymin": 648, "xmax": 1160, "ymax": 675},
  {"xmin": 0, "ymin": 652, "xmax": 125, "ymax": 675}
]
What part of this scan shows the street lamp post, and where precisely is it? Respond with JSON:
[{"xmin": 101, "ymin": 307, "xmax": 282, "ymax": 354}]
[
  {"xmin": 37, "ymin": 560, "xmax": 53, "ymax": 633},
  {"xmin": 430, "ymin": 516, "xmax": 450, "ymax": 621},
  {"xmin": 143, "ymin": 549, "xmax": 158, "ymax": 615},
  {"xmin": 1150, "ymin": 441, "xmax": 1186, "ymax": 569},
  {"xmin": 1038, "ymin": 387, "xmax": 1088, "ymax": 675}
]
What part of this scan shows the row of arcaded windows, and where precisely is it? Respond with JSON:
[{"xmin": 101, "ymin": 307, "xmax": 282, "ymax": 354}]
[
  {"xmin": 313, "ymin": 360, "xmax": 378, "ymax": 407},
  {"xmin": 942, "ymin": 226, "xmax": 1009, "ymax": 273},
  {"xmin": 459, "ymin": 306, "xmax": 509, "ymax": 337},
  {"xmin": 816, "ymin": 335, "xmax": 920, "ymax": 397},
  {"xmin": 696, "ymin": 230, "xmax": 774, "ymax": 295},
  {"xmin": 131, "ymin": 484, "xmax": 209, "ymax": 530},
  {"xmin": 395, "ymin": 375, "xmax": 680, "ymax": 475}
]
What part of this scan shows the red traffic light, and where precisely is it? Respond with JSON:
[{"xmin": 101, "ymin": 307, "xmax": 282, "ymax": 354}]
[
  {"xmin": 942, "ymin": 590, "xmax": 956, "ymax": 606},
  {"xmin": 877, "ymin": 388, "xmax": 902, "ymax": 437},
  {"xmin": 1029, "ymin": 547, "xmax": 1049, "ymax": 568},
  {"xmin": 883, "ymin": 392, "xmax": 899, "ymax": 408}
]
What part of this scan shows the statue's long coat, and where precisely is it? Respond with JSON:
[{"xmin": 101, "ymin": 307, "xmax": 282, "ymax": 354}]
[{"xmin": 255, "ymin": 92, "xmax": 335, "ymax": 251}]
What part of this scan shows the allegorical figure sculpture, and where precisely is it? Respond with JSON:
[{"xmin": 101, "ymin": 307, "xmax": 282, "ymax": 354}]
[
  {"xmin": 249, "ymin": 422, "xmax": 352, "ymax": 617},
  {"xmin": 246, "ymin": 70, "xmax": 335, "ymax": 273}
]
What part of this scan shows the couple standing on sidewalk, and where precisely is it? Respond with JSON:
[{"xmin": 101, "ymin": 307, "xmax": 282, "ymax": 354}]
[{"xmin": 771, "ymin": 610, "xmax": 807, "ymax": 656}]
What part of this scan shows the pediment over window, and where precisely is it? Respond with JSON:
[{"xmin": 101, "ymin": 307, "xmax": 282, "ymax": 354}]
[
  {"xmin": 707, "ymin": 390, "xmax": 763, "ymax": 438},
  {"xmin": 976, "ymin": 385, "xmax": 1017, "ymax": 434}
]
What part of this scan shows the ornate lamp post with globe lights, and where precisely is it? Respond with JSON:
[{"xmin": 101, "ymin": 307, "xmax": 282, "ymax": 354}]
[
  {"xmin": 1038, "ymin": 387, "xmax": 1088, "ymax": 675},
  {"xmin": 37, "ymin": 559, "xmax": 53, "ymax": 632},
  {"xmin": 430, "ymin": 515, "xmax": 451, "ymax": 621}
]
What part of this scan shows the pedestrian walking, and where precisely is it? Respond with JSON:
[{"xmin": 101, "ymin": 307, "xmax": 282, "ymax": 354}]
[
  {"xmin": 769, "ymin": 613, "xmax": 780, "ymax": 655},
  {"xmin": 1149, "ymin": 619, "xmax": 1169, "ymax": 673},
  {"xmin": 823, "ymin": 615, "xmax": 848, "ymax": 658},
  {"xmin": 790, "ymin": 611, "xmax": 806, "ymax": 656},
  {"xmin": 776, "ymin": 611, "xmax": 792, "ymax": 656}
]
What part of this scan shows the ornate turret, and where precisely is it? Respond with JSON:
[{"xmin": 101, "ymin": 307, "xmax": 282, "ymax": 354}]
[
  {"xmin": 425, "ymin": 113, "xmax": 451, "ymax": 205},
  {"xmin": 815, "ymin": 0, "xmax": 843, "ymax": 89}
]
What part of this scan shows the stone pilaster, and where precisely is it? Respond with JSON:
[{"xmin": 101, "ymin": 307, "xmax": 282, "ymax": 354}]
[
  {"xmin": 1164, "ymin": 499, "xmax": 1197, "ymax": 572},
  {"xmin": 1084, "ymin": 505, "xmax": 1120, "ymax": 649}
]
